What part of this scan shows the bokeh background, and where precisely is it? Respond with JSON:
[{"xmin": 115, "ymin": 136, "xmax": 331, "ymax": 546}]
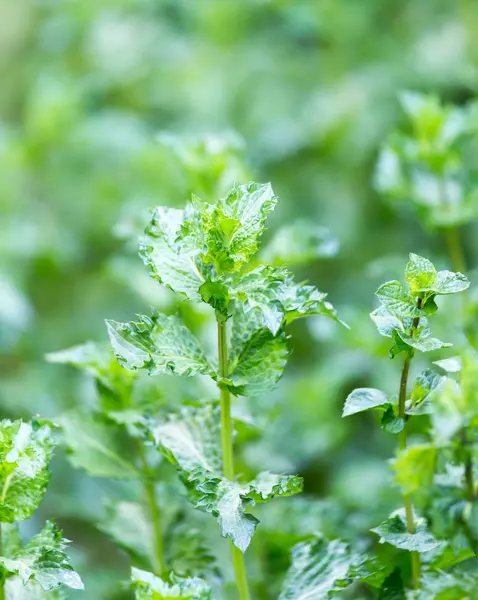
[{"xmin": 2, "ymin": 1, "xmax": 478, "ymax": 598}]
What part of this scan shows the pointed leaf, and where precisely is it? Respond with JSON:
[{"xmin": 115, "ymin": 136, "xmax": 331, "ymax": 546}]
[
  {"xmin": 0, "ymin": 522, "xmax": 83, "ymax": 591},
  {"xmin": 0, "ymin": 421, "xmax": 55, "ymax": 523},
  {"xmin": 371, "ymin": 512, "xmax": 443, "ymax": 553},
  {"xmin": 106, "ymin": 313, "xmax": 214, "ymax": 377},
  {"xmin": 405, "ymin": 254, "xmax": 437, "ymax": 292},
  {"xmin": 342, "ymin": 388, "xmax": 389, "ymax": 417},
  {"xmin": 395, "ymin": 329, "xmax": 452, "ymax": 352},
  {"xmin": 376, "ymin": 281, "xmax": 420, "ymax": 319}
]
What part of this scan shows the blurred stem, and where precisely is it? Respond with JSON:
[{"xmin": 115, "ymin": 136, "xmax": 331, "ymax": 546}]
[
  {"xmin": 445, "ymin": 227, "xmax": 466, "ymax": 274},
  {"xmin": 137, "ymin": 444, "xmax": 166, "ymax": 577},
  {"xmin": 0, "ymin": 523, "xmax": 4, "ymax": 600},
  {"xmin": 397, "ymin": 298, "xmax": 422, "ymax": 590},
  {"xmin": 217, "ymin": 318, "xmax": 251, "ymax": 600}
]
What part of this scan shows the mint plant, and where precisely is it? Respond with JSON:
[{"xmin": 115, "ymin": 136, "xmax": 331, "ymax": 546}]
[
  {"xmin": 344, "ymin": 253, "xmax": 469, "ymax": 591},
  {"xmin": 105, "ymin": 181, "xmax": 343, "ymax": 598},
  {"xmin": 0, "ymin": 419, "xmax": 83, "ymax": 599}
]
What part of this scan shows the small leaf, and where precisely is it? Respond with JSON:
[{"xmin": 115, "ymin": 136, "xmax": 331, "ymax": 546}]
[
  {"xmin": 376, "ymin": 281, "xmax": 420, "ymax": 319},
  {"xmin": 432, "ymin": 269, "xmax": 470, "ymax": 294},
  {"xmin": 405, "ymin": 254, "xmax": 437, "ymax": 293},
  {"xmin": 407, "ymin": 369, "xmax": 445, "ymax": 414},
  {"xmin": 381, "ymin": 406, "xmax": 404, "ymax": 434},
  {"xmin": 106, "ymin": 313, "xmax": 214, "ymax": 378},
  {"xmin": 371, "ymin": 512, "xmax": 443, "ymax": 553},
  {"xmin": 395, "ymin": 329, "xmax": 452, "ymax": 353},
  {"xmin": 0, "ymin": 420, "xmax": 56, "ymax": 523},
  {"xmin": 139, "ymin": 206, "xmax": 205, "ymax": 300},
  {"xmin": 260, "ymin": 220, "xmax": 339, "ymax": 266},
  {"xmin": 131, "ymin": 567, "xmax": 211, "ymax": 600},
  {"xmin": 342, "ymin": 388, "xmax": 389, "ymax": 417},
  {"xmin": 393, "ymin": 445, "xmax": 437, "ymax": 494},
  {"xmin": 0, "ymin": 521, "xmax": 83, "ymax": 591}
]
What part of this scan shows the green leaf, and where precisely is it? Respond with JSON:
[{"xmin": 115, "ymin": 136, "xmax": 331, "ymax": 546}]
[
  {"xmin": 279, "ymin": 537, "xmax": 388, "ymax": 599},
  {"xmin": 395, "ymin": 329, "xmax": 452, "ymax": 353},
  {"xmin": 228, "ymin": 308, "xmax": 289, "ymax": 396},
  {"xmin": 381, "ymin": 406, "xmax": 405, "ymax": 434},
  {"xmin": 149, "ymin": 402, "xmax": 222, "ymax": 473},
  {"xmin": 378, "ymin": 570, "xmax": 406, "ymax": 600},
  {"xmin": 281, "ymin": 280, "xmax": 346, "ymax": 328},
  {"xmin": 0, "ymin": 420, "xmax": 56, "ymax": 523},
  {"xmin": 371, "ymin": 512, "xmax": 443, "ymax": 553},
  {"xmin": 5, "ymin": 578, "xmax": 67, "ymax": 599},
  {"xmin": 260, "ymin": 220, "xmax": 339, "ymax": 266},
  {"xmin": 0, "ymin": 521, "xmax": 83, "ymax": 591},
  {"xmin": 342, "ymin": 388, "xmax": 389, "ymax": 417},
  {"xmin": 58, "ymin": 411, "xmax": 138, "ymax": 479},
  {"xmin": 376, "ymin": 281, "xmax": 420, "ymax": 319},
  {"xmin": 131, "ymin": 567, "xmax": 211, "ymax": 600},
  {"xmin": 405, "ymin": 254, "xmax": 437, "ymax": 292},
  {"xmin": 407, "ymin": 369, "xmax": 445, "ymax": 414},
  {"xmin": 432, "ymin": 270, "xmax": 470, "ymax": 294},
  {"xmin": 149, "ymin": 403, "xmax": 302, "ymax": 551},
  {"xmin": 411, "ymin": 571, "xmax": 478, "ymax": 599},
  {"xmin": 183, "ymin": 469, "xmax": 302, "ymax": 552},
  {"xmin": 106, "ymin": 313, "xmax": 214, "ymax": 378},
  {"xmin": 393, "ymin": 445, "xmax": 438, "ymax": 494},
  {"xmin": 139, "ymin": 206, "xmax": 205, "ymax": 300},
  {"xmin": 433, "ymin": 356, "xmax": 462, "ymax": 373}
]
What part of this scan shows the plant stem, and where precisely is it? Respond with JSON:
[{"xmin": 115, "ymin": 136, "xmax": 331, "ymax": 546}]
[
  {"xmin": 0, "ymin": 523, "xmax": 4, "ymax": 600},
  {"xmin": 396, "ymin": 299, "xmax": 422, "ymax": 589},
  {"xmin": 217, "ymin": 319, "xmax": 251, "ymax": 600},
  {"xmin": 137, "ymin": 444, "xmax": 166, "ymax": 577},
  {"xmin": 445, "ymin": 227, "xmax": 466, "ymax": 275}
]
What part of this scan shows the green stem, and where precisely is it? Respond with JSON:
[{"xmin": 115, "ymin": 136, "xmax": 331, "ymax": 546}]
[
  {"xmin": 217, "ymin": 319, "xmax": 251, "ymax": 600},
  {"xmin": 0, "ymin": 523, "xmax": 4, "ymax": 600},
  {"xmin": 396, "ymin": 300, "xmax": 422, "ymax": 590},
  {"xmin": 445, "ymin": 227, "xmax": 466, "ymax": 274},
  {"xmin": 137, "ymin": 444, "xmax": 165, "ymax": 577}
]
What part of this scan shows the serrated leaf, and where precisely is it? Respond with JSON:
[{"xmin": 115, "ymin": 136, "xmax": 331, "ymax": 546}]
[
  {"xmin": 228, "ymin": 308, "xmax": 288, "ymax": 396},
  {"xmin": 260, "ymin": 220, "xmax": 339, "ymax": 266},
  {"xmin": 58, "ymin": 411, "xmax": 138, "ymax": 479},
  {"xmin": 139, "ymin": 206, "xmax": 205, "ymax": 300},
  {"xmin": 405, "ymin": 254, "xmax": 437, "ymax": 292},
  {"xmin": 342, "ymin": 388, "xmax": 389, "ymax": 417},
  {"xmin": 393, "ymin": 445, "xmax": 437, "ymax": 494},
  {"xmin": 432, "ymin": 270, "xmax": 470, "ymax": 294},
  {"xmin": 106, "ymin": 313, "xmax": 214, "ymax": 378},
  {"xmin": 407, "ymin": 370, "xmax": 445, "ymax": 414},
  {"xmin": 149, "ymin": 403, "xmax": 222, "ymax": 473},
  {"xmin": 279, "ymin": 537, "xmax": 388, "ymax": 599},
  {"xmin": 0, "ymin": 521, "xmax": 83, "ymax": 591},
  {"xmin": 0, "ymin": 421, "xmax": 55, "ymax": 523},
  {"xmin": 131, "ymin": 566, "xmax": 211, "ymax": 600},
  {"xmin": 371, "ymin": 512, "xmax": 443, "ymax": 553},
  {"xmin": 281, "ymin": 280, "xmax": 346, "ymax": 327},
  {"xmin": 376, "ymin": 281, "xmax": 420, "ymax": 319}
]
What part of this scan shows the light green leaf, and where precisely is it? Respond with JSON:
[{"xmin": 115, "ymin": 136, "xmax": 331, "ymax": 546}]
[
  {"xmin": 131, "ymin": 567, "xmax": 211, "ymax": 600},
  {"xmin": 0, "ymin": 421, "xmax": 56, "ymax": 523},
  {"xmin": 106, "ymin": 313, "xmax": 214, "ymax": 378},
  {"xmin": 395, "ymin": 329, "xmax": 452, "ymax": 353},
  {"xmin": 0, "ymin": 521, "xmax": 83, "ymax": 591},
  {"xmin": 375, "ymin": 281, "xmax": 420, "ymax": 319},
  {"xmin": 5, "ymin": 578, "xmax": 67, "ymax": 599},
  {"xmin": 279, "ymin": 537, "xmax": 388, "ymax": 599},
  {"xmin": 281, "ymin": 280, "xmax": 346, "ymax": 328},
  {"xmin": 407, "ymin": 370, "xmax": 445, "ymax": 414},
  {"xmin": 370, "ymin": 306, "xmax": 404, "ymax": 338},
  {"xmin": 411, "ymin": 572, "xmax": 478, "ymax": 600},
  {"xmin": 432, "ymin": 270, "xmax": 470, "ymax": 294},
  {"xmin": 149, "ymin": 403, "xmax": 222, "ymax": 473},
  {"xmin": 139, "ymin": 206, "xmax": 205, "ymax": 300},
  {"xmin": 58, "ymin": 411, "xmax": 138, "ymax": 479},
  {"xmin": 260, "ymin": 220, "xmax": 339, "ymax": 266},
  {"xmin": 433, "ymin": 356, "xmax": 462, "ymax": 373},
  {"xmin": 393, "ymin": 445, "xmax": 437, "ymax": 494},
  {"xmin": 228, "ymin": 309, "xmax": 289, "ymax": 396},
  {"xmin": 371, "ymin": 512, "xmax": 443, "ymax": 553},
  {"xmin": 342, "ymin": 388, "xmax": 389, "ymax": 417},
  {"xmin": 405, "ymin": 254, "xmax": 437, "ymax": 292}
]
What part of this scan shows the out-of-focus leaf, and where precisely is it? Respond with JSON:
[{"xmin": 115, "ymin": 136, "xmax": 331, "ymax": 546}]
[
  {"xmin": 260, "ymin": 220, "xmax": 339, "ymax": 266},
  {"xmin": 0, "ymin": 521, "xmax": 83, "ymax": 591},
  {"xmin": 0, "ymin": 421, "xmax": 55, "ymax": 523},
  {"xmin": 58, "ymin": 411, "xmax": 138, "ymax": 479},
  {"xmin": 393, "ymin": 445, "xmax": 437, "ymax": 494},
  {"xmin": 407, "ymin": 369, "xmax": 445, "ymax": 414},
  {"xmin": 131, "ymin": 567, "xmax": 211, "ymax": 600},
  {"xmin": 279, "ymin": 537, "xmax": 388, "ymax": 599},
  {"xmin": 106, "ymin": 313, "xmax": 214, "ymax": 378},
  {"xmin": 433, "ymin": 356, "xmax": 462, "ymax": 373}
]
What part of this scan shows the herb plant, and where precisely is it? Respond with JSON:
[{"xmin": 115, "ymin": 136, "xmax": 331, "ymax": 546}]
[
  {"xmin": 104, "ymin": 181, "xmax": 343, "ymax": 598},
  {"xmin": 0, "ymin": 419, "xmax": 83, "ymax": 599}
]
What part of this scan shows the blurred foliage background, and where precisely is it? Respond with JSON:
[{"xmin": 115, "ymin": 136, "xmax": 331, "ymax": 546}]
[{"xmin": 2, "ymin": 0, "xmax": 478, "ymax": 598}]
